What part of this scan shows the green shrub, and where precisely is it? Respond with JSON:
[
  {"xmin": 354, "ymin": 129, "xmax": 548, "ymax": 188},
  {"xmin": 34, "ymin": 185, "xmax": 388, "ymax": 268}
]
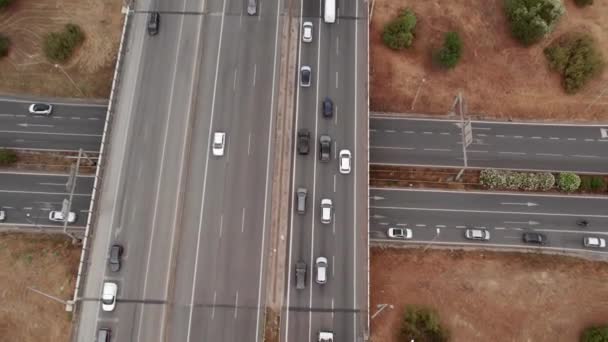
[
  {"xmin": 538, "ymin": 172, "xmax": 556, "ymax": 190},
  {"xmin": 544, "ymin": 34, "xmax": 604, "ymax": 93},
  {"xmin": 580, "ymin": 176, "xmax": 592, "ymax": 191},
  {"xmin": 480, "ymin": 169, "xmax": 555, "ymax": 191},
  {"xmin": 581, "ymin": 326, "xmax": 608, "ymax": 342},
  {"xmin": 43, "ymin": 23, "xmax": 85, "ymax": 63},
  {"xmin": 574, "ymin": 0, "xmax": 593, "ymax": 7},
  {"xmin": 558, "ymin": 172, "xmax": 581, "ymax": 192},
  {"xmin": 0, "ymin": 34, "xmax": 9, "ymax": 58},
  {"xmin": 434, "ymin": 31, "xmax": 463, "ymax": 69},
  {"xmin": 590, "ymin": 176, "xmax": 605, "ymax": 191},
  {"xmin": 0, "ymin": 149, "xmax": 17, "ymax": 165},
  {"xmin": 0, "ymin": 0, "xmax": 12, "ymax": 9},
  {"xmin": 504, "ymin": 0, "xmax": 565, "ymax": 46},
  {"xmin": 401, "ymin": 305, "xmax": 449, "ymax": 342},
  {"xmin": 480, "ymin": 169, "xmax": 508, "ymax": 189},
  {"xmin": 382, "ymin": 9, "xmax": 417, "ymax": 50}
]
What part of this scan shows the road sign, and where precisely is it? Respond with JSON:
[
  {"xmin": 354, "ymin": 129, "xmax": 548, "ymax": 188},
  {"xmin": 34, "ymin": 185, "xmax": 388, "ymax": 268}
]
[{"xmin": 463, "ymin": 120, "xmax": 473, "ymax": 147}]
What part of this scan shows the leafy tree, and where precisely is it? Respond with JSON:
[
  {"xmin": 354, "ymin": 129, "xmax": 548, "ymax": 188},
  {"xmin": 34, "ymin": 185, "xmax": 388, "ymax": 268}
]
[
  {"xmin": 0, "ymin": 0, "xmax": 12, "ymax": 9},
  {"xmin": 558, "ymin": 172, "xmax": 581, "ymax": 192},
  {"xmin": 581, "ymin": 326, "xmax": 608, "ymax": 342},
  {"xmin": 382, "ymin": 9, "xmax": 417, "ymax": 50},
  {"xmin": 401, "ymin": 305, "xmax": 449, "ymax": 342},
  {"xmin": 0, "ymin": 34, "xmax": 9, "ymax": 58},
  {"xmin": 574, "ymin": 0, "xmax": 593, "ymax": 7},
  {"xmin": 545, "ymin": 34, "xmax": 605, "ymax": 93},
  {"xmin": 0, "ymin": 149, "xmax": 17, "ymax": 165},
  {"xmin": 434, "ymin": 31, "xmax": 463, "ymax": 69},
  {"xmin": 43, "ymin": 24, "xmax": 85, "ymax": 63},
  {"xmin": 504, "ymin": 0, "xmax": 565, "ymax": 45}
]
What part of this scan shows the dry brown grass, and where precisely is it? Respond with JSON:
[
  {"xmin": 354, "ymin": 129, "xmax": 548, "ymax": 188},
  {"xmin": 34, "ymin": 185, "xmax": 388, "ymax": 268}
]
[
  {"xmin": 370, "ymin": 0, "xmax": 608, "ymax": 121},
  {"xmin": 0, "ymin": 0, "xmax": 123, "ymax": 98}
]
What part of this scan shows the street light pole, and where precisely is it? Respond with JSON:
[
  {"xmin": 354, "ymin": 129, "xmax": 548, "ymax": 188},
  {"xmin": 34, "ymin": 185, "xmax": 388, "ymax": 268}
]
[
  {"xmin": 62, "ymin": 149, "xmax": 83, "ymax": 243},
  {"xmin": 423, "ymin": 228, "xmax": 441, "ymax": 252}
]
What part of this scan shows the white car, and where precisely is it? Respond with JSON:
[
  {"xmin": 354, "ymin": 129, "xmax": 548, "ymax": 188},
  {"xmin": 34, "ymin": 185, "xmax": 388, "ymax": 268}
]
[
  {"xmin": 302, "ymin": 21, "xmax": 313, "ymax": 43},
  {"xmin": 49, "ymin": 211, "xmax": 77, "ymax": 223},
  {"xmin": 300, "ymin": 66, "xmax": 311, "ymax": 87},
  {"xmin": 318, "ymin": 331, "xmax": 334, "ymax": 342},
  {"xmin": 387, "ymin": 227, "xmax": 412, "ymax": 239},
  {"xmin": 338, "ymin": 149, "xmax": 351, "ymax": 174},
  {"xmin": 465, "ymin": 228, "xmax": 490, "ymax": 241},
  {"xmin": 28, "ymin": 103, "xmax": 53, "ymax": 115},
  {"xmin": 0, "ymin": 210, "xmax": 5, "ymax": 222},
  {"xmin": 584, "ymin": 237, "xmax": 606, "ymax": 248},
  {"xmin": 101, "ymin": 282, "xmax": 118, "ymax": 312},
  {"xmin": 315, "ymin": 257, "xmax": 328, "ymax": 284},
  {"xmin": 212, "ymin": 132, "xmax": 226, "ymax": 156},
  {"xmin": 320, "ymin": 198, "xmax": 332, "ymax": 224}
]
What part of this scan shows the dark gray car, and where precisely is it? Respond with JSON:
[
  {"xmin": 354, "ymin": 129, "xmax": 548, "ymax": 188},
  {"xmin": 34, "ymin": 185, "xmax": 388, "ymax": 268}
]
[
  {"xmin": 297, "ymin": 129, "xmax": 310, "ymax": 155},
  {"xmin": 522, "ymin": 232, "xmax": 545, "ymax": 245},
  {"xmin": 109, "ymin": 244, "xmax": 123, "ymax": 272},
  {"xmin": 295, "ymin": 261, "xmax": 306, "ymax": 290},
  {"xmin": 148, "ymin": 12, "xmax": 159, "ymax": 35},
  {"xmin": 322, "ymin": 97, "xmax": 333, "ymax": 118},
  {"xmin": 319, "ymin": 135, "xmax": 331, "ymax": 162}
]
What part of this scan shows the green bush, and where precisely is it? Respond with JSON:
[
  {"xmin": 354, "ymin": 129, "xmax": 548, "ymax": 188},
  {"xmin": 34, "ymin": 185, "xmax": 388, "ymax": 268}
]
[
  {"xmin": 0, "ymin": 34, "xmax": 9, "ymax": 58},
  {"xmin": 43, "ymin": 23, "xmax": 85, "ymax": 63},
  {"xmin": 0, "ymin": 0, "xmax": 12, "ymax": 9},
  {"xmin": 434, "ymin": 31, "xmax": 463, "ymax": 69},
  {"xmin": 382, "ymin": 9, "xmax": 417, "ymax": 50},
  {"xmin": 558, "ymin": 172, "xmax": 581, "ymax": 192},
  {"xmin": 574, "ymin": 0, "xmax": 593, "ymax": 7},
  {"xmin": 0, "ymin": 149, "xmax": 17, "ymax": 165},
  {"xmin": 480, "ymin": 169, "xmax": 555, "ymax": 191},
  {"xmin": 544, "ymin": 34, "xmax": 604, "ymax": 93},
  {"xmin": 590, "ymin": 176, "xmax": 605, "ymax": 191},
  {"xmin": 580, "ymin": 176, "xmax": 591, "ymax": 191},
  {"xmin": 401, "ymin": 305, "xmax": 448, "ymax": 342},
  {"xmin": 581, "ymin": 326, "xmax": 608, "ymax": 342},
  {"xmin": 480, "ymin": 169, "xmax": 508, "ymax": 189},
  {"xmin": 504, "ymin": 0, "xmax": 565, "ymax": 46}
]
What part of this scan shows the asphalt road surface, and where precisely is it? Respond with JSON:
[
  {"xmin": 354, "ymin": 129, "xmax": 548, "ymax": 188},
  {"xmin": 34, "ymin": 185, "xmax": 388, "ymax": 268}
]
[
  {"xmin": 370, "ymin": 187, "xmax": 608, "ymax": 254},
  {"xmin": 76, "ymin": 0, "xmax": 280, "ymax": 340},
  {"xmin": 0, "ymin": 97, "xmax": 105, "ymax": 152},
  {"xmin": 0, "ymin": 172, "xmax": 92, "ymax": 228},
  {"xmin": 371, "ymin": 115, "xmax": 608, "ymax": 173},
  {"xmin": 282, "ymin": 0, "xmax": 369, "ymax": 341}
]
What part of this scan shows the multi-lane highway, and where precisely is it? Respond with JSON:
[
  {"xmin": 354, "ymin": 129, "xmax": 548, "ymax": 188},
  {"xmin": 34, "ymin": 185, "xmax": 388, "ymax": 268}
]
[
  {"xmin": 370, "ymin": 187, "xmax": 608, "ymax": 253},
  {"xmin": 0, "ymin": 97, "xmax": 105, "ymax": 151},
  {"xmin": 76, "ymin": 0, "xmax": 281, "ymax": 340},
  {"xmin": 371, "ymin": 115, "xmax": 608, "ymax": 173},
  {"xmin": 282, "ymin": 0, "xmax": 368, "ymax": 340}
]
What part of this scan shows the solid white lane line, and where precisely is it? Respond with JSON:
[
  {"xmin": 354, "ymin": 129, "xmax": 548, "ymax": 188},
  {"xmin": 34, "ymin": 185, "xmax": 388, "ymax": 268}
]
[
  {"xmin": 253, "ymin": 64, "xmax": 257, "ymax": 86},
  {"xmin": 354, "ymin": 0, "xmax": 360, "ymax": 337},
  {"xmin": 0, "ymin": 130, "xmax": 102, "ymax": 137},
  {"xmin": 241, "ymin": 208, "xmax": 246, "ymax": 232},
  {"xmin": 234, "ymin": 291, "xmax": 239, "ymax": 319},
  {"xmin": 187, "ymin": 0, "xmax": 227, "ymax": 337},
  {"xmin": 370, "ymin": 186, "xmax": 608, "ymax": 199},
  {"xmin": 212, "ymin": 291, "xmax": 217, "ymax": 319},
  {"xmin": 371, "ymin": 205, "xmax": 608, "ymax": 218}
]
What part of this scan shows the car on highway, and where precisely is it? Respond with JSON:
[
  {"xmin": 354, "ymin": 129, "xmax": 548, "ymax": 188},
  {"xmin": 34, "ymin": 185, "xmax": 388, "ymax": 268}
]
[
  {"xmin": 247, "ymin": 0, "xmax": 257, "ymax": 15},
  {"xmin": 97, "ymin": 328, "xmax": 111, "ymax": 342},
  {"xmin": 387, "ymin": 227, "xmax": 412, "ymax": 239},
  {"xmin": 300, "ymin": 65, "xmax": 311, "ymax": 87},
  {"xmin": 522, "ymin": 232, "xmax": 545, "ymax": 245},
  {"xmin": 322, "ymin": 97, "xmax": 333, "ymax": 118},
  {"xmin": 147, "ymin": 12, "xmax": 160, "ymax": 35},
  {"xmin": 320, "ymin": 198, "xmax": 332, "ymax": 224},
  {"xmin": 302, "ymin": 21, "xmax": 313, "ymax": 42},
  {"xmin": 296, "ymin": 188, "xmax": 307, "ymax": 214},
  {"xmin": 338, "ymin": 149, "xmax": 351, "ymax": 174},
  {"xmin": 465, "ymin": 228, "xmax": 490, "ymax": 241},
  {"xmin": 28, "ymin": 103, "xmax": 53, "ymax": 115},
  {"xmin": 319, "ymin": 135, "xmax": 331, "ymax": 162},
  {"xmin": 315, "ymin": 257, "xmax": 328, "ymax": 284},
  {"xmin": 318, "ymin": 331, "xmax": 334, "ymax": 342},
  {"xmin": 101, "ymin": 282, "xmax": 118, "ymax": 312},
  {"xmin": 297, "ymin": 129, "xmax": 310, "ymax": 155},
  {"xmin": 212, "ymin": 132, "xmax": 226, "ymax": 156},
  {"xmin": 583, "ymin": 236, "xmax": 606, "ymax": 248},
  {"xmin": 295, "ymin": 260, "xmax": 306, "ymax": 290},
  {"xmin": 0, "ymin": 210, "xmax": 5, "ymax": 222},
  {"xmin": 48, "ymin": 210, "xmax": 77, "ymax": 223},
  {"xmin": 109, "ymin": 244, "xmax": 123, "ymax": 272}
]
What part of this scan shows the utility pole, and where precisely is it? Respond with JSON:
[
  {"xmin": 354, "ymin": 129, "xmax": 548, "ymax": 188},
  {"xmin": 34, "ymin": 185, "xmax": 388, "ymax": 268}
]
[
  {"xmin": 453, "ymin": 93, "xmax": 472, "ymax": 180},
  {"xmin": 63, "ymin": 149, "xmax": 83, "ymax": 243}
]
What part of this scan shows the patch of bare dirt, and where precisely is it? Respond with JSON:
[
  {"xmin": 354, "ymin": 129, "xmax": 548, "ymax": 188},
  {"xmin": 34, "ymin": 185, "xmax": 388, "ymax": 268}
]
[
  {"xmin": 370, "ymin": 247, "xmax": 608, "ymax": 342},
  {"xmin": 3, "ymin": 150, "xmax": 97, "ymax": 174},
  {"xmin": 370, "ymin": 0, "xmax": 608, "ymax": 121},
  {"xmin": 0, "ymin": 0, "xmax": 123, "ymax": 98},
  {"xmin": 0, "ymin": 233, "xmax": 80, "ymax": 342}
]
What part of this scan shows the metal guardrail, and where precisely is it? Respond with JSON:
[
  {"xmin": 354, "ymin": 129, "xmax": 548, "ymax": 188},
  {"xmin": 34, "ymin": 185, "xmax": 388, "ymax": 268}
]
[{"xmin": 68, "ymin": 4, "xmax": 132, "ymax": 316}]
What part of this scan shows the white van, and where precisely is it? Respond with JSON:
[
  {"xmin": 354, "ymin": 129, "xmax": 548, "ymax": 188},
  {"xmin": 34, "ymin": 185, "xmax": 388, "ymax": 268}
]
[{"xmin": 324, "ymin": 0, "xmax": 335, "ymax": 23}]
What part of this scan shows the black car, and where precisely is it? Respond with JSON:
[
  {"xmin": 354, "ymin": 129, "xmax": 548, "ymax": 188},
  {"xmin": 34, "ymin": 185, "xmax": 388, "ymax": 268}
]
[
  {"xmin": 295, "ymin": 261, "xmax": 306, "ymax": 290},
  {"xmin": 322, "ymin": 97, "xmax": 333, "ymax": 118},
  {"xmin": 109, "ymin": 244, "xmax": 123, "ymax": 272},
  {"xmin": 148, "ymin": 12, "xmax": 160, "ymax": 36},
  {"xmin": 297, "ymin": 129, "xmax": 310, "ymax": 155},
  {"xmin": 522, "ymin": 232, "xmax": 546, "ymax": 245},
  {"xmin": 319, "ymin": 135, "xmax": 331, "ymax": 162}
]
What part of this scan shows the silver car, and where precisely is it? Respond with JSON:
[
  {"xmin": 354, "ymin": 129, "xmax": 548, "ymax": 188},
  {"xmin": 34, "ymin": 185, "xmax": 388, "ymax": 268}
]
[
  {"xmin": 247, "ymin": 0, "xmax": 257, "ymax": 15},
  {"xmin": 465, "ymin": 228, "xmax": 490, "ymax": 241}
]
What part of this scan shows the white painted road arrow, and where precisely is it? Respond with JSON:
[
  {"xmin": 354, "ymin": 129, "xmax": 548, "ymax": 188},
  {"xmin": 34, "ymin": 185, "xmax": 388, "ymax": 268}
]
[{"xmin": 500, "ymin": 202, "xmax": 538, "ymax": 207}]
